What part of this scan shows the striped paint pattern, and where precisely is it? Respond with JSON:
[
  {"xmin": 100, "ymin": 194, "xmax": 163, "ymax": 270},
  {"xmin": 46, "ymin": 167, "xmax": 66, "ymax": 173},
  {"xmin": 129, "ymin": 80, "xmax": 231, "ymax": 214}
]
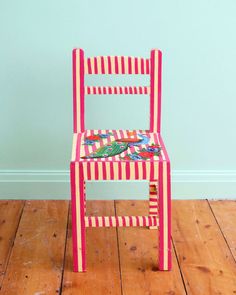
[
  {"xmin": 71, "ymin": 49, "xmax": 171, "ymax": 272},
  {"xmin": 73, "ymin": 49, "xmax": 85, "ymax": 133},
  {"xmin": 85, "ymin": 215, "xmax": 159, "ymax": 227},
  {"xmin": 150, "ymin": 49, "xmax": 162, "ymax": 133},
  {"xmin": 85, "ymin": 56, "xmax": 150, "ymax": 74},
  {"xmin": 85, "ymin": 86, "xmax": 150, "ymax": 95},
  {"xmin": 149, "ymin": 181, "xmax": 158, "ymax": 216}
]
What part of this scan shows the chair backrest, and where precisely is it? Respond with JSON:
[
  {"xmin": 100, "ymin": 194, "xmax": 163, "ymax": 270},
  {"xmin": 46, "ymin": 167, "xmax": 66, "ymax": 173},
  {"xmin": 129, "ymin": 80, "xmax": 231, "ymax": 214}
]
[{"xmin": 72, "ymin": 48, "xmax": 162, "ymax": 133}]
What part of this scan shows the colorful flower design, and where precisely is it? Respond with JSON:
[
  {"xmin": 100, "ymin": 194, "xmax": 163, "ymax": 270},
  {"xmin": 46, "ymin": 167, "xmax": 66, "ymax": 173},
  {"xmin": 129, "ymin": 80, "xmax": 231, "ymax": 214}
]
[
  {"xmin": 120, "ymin": 143, "xmax": 161, "ymax": 161},
  {"xmin": 83, "ymin": 133, "xmax": 114, "ymax": 145}
]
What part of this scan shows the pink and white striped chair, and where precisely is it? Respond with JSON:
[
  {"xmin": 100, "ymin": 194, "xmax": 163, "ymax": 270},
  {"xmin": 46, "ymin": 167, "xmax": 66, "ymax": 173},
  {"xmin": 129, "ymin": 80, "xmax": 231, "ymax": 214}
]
[{"xmin": 70, "ymin": 49, "xmax": 171, "ymax": 272}]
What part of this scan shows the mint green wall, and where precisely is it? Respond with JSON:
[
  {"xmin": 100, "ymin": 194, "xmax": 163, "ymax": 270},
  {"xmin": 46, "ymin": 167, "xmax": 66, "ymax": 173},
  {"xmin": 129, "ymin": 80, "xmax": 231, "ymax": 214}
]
[{"xmin": 1, "ymin": 1, "xmax": 236, "ymax": 199}]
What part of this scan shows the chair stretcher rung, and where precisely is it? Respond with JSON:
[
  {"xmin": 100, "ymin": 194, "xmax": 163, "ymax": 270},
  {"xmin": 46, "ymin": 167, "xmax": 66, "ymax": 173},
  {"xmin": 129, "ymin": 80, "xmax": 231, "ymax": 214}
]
[
  {"xmin": 85, "ymin": 86, "xmax": 150, "ymax": 95},
  {"xmin": 85, "ymin": 215, "xmax": 159, "ymax": 227}
]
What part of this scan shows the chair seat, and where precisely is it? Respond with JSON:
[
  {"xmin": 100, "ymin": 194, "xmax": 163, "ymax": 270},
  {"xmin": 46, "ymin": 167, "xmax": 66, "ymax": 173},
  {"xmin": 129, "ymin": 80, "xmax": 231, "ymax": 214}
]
[{"xmin": 71, "ymin": 130, "xmax": 169, "ymax": 180}]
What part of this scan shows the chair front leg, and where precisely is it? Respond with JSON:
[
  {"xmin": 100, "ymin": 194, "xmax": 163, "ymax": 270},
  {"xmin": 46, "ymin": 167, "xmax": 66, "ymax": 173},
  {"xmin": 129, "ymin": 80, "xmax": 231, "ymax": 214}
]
[
  {"xmin": 149, "ymin": 180, "xmax": 158, "ymax": 229},
  {"xmin": 158, "ymin": 161, "xmax": 172, "ymax": 270},
  {"xmin": 70, "ymin": 162, "xmax": 86, "ymax": 272}
]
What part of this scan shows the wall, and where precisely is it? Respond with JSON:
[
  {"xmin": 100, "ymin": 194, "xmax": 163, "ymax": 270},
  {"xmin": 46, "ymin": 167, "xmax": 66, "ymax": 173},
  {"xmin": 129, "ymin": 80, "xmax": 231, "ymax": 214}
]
[{"xmin": 0, "ymin": 0, "xmax": 236, "ymax": 199}]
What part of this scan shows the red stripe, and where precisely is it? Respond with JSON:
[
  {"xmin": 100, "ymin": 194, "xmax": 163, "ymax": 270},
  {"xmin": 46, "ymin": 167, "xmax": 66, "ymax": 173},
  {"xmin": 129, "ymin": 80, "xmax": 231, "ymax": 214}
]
[
  {"xmin": 157, "ymin": 50, "xmax": 162, "ymax": 132},
  {"xmin": 129, "ymin": 216, "xmax": 133, "ymax": 226},
  {"xmin": 94, "ymin": 162, "xmax": 99, "ymax": 180},
  {"xmin": 101, "ymin": 56, "xmax": 105, "ymax": 74},
  {"xmin": 87, "ymin": 163, "xmax": 91, "ymax": 180},
  {"xmin": 141, "ymin": 58, "xmax": 144, "ymax": 74},
  {"xmin": 70, "ymin": 163, "xmax": 78, "ymax": 271},
  {"xmin": 124, "ymin": 87, "xmax": 128, "ymax": 94},
  {"xmin": 128, "ymin": 57, "xmax": 132, "ymax": 74},
  {"xmin": 108, "ymin": 56, "xmax": 112, "ymax": 74},
  {"xmin": 88, "ymin": 58, "xmax": 92, "ymax": 74},
  {"xmin": 108, "ymin": 86, "xmax": 112, "ymax": 94},
  {"xmin": 148, "ymin": 216, "xmax": 152, "ymax": 226},
  {"xmin": 115, "ymin": 56, "xmax": 119, "ymax": 74},
  {"xmin": 98, "ymin": 87, "xmax": 102, "ymax": 95},
  {"xmin": 110, "ymin": 162, "xmax": 114, "ymax": 180},
  {"xmin": 79, "ymin": 164, "xmax": 86, "ymax": 271},
  {"xmin": 143, "ymin": 216, "xmax": 146, "ymax": 227},
  {"xmin": 134, "ymin": 162, "xmax": 139, "ymax": 179},
  {"xmin": 150, "ymin": 50, "xmax": 155, "ymax": 131},
  {"xmin": 146, "ymin": 59, "xmax": 149, "ymax": 74},
  {"xmin": 122, "ymin": 216, "xmax": 126, "ymax": 226},
  {"xmin": 72, "ymin": 49, "xmax": 77, "ymax": 133},
  {"xmin": 121, "ymin": 56, "xmax": 125, "ymax": 74},
  {"xmin": 150, "ymin": 192, "xmax": 157, "ymax": 195},
  {"xmin": 134, "ymin": 86, "xmax": 137, "ymax": 94},
  {"xmin": 94, "ymin": 57, "xmax": 98, "ymax": 74},
  {"xmin": 142, "ymin": 162, "xmax": 146, "ymax": 179},
  {"xmin": 109, "ymin": 216, "xmax": 113, "ymax": 226},
  {"xmin": 104, "ymin": 87, "xmax": 107, "ymax": 94},
  {"xmin": 88, "ymin": 217, "xmax": 92, "ymax": 227},
  {"xmin": 158, "ymin": 161, "xmax": 164, "ymax": 269},
  {"xmin": 126, "ymin": 162, "xmax": 130, "ymax": 180},
  {"xmin": 118, "ymin": 162, "xmax": 122, "ymax": 180},
  {"xmin": 149, "ymin": 198, "xmax": 157, "ymax": 202},
  {"xmin": 95, "ymin": 216, "xmax": 99, "ymax": 227},
  {"xmin": 114, "ymin": 86, "xmax": 117, "ymax": 94},
  {"xmin": 167, "ymin": 161, "xmax": 172, "ymax": 269},
  {"xmin": 135, "ymin": 58, "xmax": 138, "ymax": 74},
  {"xmin": 129, "ymin": 86, "xmax": 132, "ymax": 94},
  {"xmin": 102, "ymin": 162, "xmax": 107, "ymax": 180}
]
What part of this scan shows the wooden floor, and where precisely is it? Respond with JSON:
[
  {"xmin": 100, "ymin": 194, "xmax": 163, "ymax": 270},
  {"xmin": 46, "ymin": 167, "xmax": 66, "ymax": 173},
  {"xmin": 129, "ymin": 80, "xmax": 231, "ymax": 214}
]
[{"xmin": 0, "ymin": 200, "xmax": 235, "ymax": 295}]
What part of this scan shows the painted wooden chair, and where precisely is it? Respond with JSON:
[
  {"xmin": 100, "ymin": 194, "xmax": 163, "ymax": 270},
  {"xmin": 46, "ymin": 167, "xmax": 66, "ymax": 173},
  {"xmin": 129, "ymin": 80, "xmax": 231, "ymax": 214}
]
[{"xmin": 70, "ymin": 49, "xmax": 171, "ymax": 272}]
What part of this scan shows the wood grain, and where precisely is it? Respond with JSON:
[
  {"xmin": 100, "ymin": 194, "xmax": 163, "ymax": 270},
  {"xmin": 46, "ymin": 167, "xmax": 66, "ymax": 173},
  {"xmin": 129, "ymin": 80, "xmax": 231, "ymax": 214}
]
[
  {"xmin": 62, "ymin": 201, "xmax": 122, "ymax": 295},
  {"xmin": 115, "ymin": 200, "xmax": 186, "ymax": 295},
  {"xmin": 0, "ymin": 200, "xmax": 69, "ymax": 295},
  {"xmin": 209, "ymin": 200, "xmax": 236, "ymax": 261},
  {"xmin": 172, "ymin": 200, "xmax": 236, "ymax": 295},
  {"xmin": 0, "ymin": 201, "xmax": 24, "ymax": 288}
]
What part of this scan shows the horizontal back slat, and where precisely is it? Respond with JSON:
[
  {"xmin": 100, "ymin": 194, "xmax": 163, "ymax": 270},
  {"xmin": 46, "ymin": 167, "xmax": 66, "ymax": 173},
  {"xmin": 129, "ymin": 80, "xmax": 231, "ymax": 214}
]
[
  {"xmin": 85, "ymin": 56, "xmax": 150, "ymax": 74},
  {"xmin": 85, "ymin": 86, "xmax": 150, "ymax": 95}
]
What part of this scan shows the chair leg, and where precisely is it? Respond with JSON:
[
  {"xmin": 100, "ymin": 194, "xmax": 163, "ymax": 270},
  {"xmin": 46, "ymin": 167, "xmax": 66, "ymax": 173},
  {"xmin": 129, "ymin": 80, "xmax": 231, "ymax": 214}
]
[
  {"xmin": 70, "ymin": 162, "xmax": 86, "ymax": 272},
  {"xmin": 149, "ymin": 180, "xmax": 158, "ymax": 229},
  {"xmin": 158, "ymin": 161, "xmax": 172, "ymax": 271}
]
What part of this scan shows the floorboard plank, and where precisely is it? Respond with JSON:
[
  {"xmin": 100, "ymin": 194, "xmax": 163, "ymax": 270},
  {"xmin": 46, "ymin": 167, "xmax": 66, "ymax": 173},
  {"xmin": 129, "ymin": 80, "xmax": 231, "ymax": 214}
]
[
  {"xmin": 0, "ymin": 200, "xmax": 25, "ymax": 288},
  {"xmin": 62, "ymin": 200, "xmax": 122, "ymax": 295},
  {"xmin": 172, "ymin": 200, "xmax": 236, "ymax": 295},
  {"xmin": 0, "ymin": 200, "xmax": 69, "ymax": 295},
  {"xmin": 209, "ymin": 200, "xmax": 236, "ymax": 262},
  {"xmin": 116, "ymin": 200, "xmax": 186, "ymax": 295}
]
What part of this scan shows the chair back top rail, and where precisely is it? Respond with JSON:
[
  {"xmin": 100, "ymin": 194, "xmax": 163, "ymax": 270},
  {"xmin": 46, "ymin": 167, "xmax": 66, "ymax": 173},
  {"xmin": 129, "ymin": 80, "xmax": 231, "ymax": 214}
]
[{"xmin": 85, "ymin": 56, "xmax": 150, "ymax": 75}]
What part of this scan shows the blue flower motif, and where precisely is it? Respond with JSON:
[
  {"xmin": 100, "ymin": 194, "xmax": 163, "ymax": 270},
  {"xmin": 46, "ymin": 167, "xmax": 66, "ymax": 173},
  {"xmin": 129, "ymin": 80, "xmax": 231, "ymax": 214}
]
[
  {"xmin": 147, "ymin": 147, "xmax": 160, "ymax": 153},
  {"xmin": 84, "ymin": 140, "xmax": 95, "ymax": 145},
  {"xmin": 130, "ymin": 154, "xmax": 142, "ymax": 160},
  {"xmin": 99, "ymin": 134, "xmax": 109, "ymax": 138}
]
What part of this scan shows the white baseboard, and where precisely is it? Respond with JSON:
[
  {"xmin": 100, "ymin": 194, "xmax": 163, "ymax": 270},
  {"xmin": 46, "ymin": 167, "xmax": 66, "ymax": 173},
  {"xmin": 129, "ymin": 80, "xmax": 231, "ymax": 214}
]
[{"xmin": 0, "ymin": 170, "xmax": 235, "ymax": 199}]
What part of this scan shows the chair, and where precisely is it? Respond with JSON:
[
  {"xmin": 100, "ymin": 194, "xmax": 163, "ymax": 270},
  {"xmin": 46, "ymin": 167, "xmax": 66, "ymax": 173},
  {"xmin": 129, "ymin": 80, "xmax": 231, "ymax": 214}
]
[{"xmin": 70, "ymin": 49, "xmax": 171, "ymax": 272}]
